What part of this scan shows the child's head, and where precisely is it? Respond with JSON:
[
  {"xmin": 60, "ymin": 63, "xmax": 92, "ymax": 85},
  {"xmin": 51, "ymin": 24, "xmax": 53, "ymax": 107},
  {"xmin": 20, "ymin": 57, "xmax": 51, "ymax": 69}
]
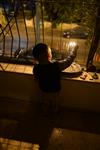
[{"xmin": 32, "ymin": 43, "xmax": 52, "ymax": 62}]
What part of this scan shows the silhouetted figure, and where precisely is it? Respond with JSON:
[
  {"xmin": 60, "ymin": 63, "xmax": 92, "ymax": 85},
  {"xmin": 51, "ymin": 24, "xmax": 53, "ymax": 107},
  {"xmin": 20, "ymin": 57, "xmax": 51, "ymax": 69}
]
[{"xmin": 32, "ymin": 43, "xmax": 78, "ymax": 114}]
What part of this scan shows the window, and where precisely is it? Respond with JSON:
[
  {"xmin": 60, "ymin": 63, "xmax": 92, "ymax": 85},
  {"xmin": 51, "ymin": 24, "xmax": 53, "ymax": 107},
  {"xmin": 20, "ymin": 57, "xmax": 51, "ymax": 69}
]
[{"xmin": 0, "ymin": 0, "xmax": 99, "ymax": 69}]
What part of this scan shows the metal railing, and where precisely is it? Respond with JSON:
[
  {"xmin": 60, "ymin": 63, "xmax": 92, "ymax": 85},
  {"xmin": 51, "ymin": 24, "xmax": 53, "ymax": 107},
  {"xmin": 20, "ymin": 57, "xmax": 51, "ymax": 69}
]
[
  {"xmin": 0, "ymin": 0, "xmax": 99, "ymax": 66},
  {"xmin": 0, "ymin": 0, "xmax": 35, "ymax": 64}
]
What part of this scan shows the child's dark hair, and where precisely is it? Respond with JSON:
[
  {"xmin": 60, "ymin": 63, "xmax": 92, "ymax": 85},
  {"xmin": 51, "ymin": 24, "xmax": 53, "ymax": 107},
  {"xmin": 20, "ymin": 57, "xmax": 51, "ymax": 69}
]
[{"xmin": 32, "ymin": 43, "xmax": 48, "ymax": 60}]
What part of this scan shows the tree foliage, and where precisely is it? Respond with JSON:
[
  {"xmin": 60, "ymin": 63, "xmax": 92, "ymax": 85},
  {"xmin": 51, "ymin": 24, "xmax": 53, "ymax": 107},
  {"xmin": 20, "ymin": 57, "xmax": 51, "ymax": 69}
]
[{"xmin": 43, "ymin": 0, "xmax": 99, "ymax": 34}]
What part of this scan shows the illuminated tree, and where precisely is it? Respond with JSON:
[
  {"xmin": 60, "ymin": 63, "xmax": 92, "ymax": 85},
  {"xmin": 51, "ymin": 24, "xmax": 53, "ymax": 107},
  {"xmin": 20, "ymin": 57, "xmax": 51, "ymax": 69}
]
[{"xmin": 43, "ymin": 0, "xmax": 98, "ymax": 32}]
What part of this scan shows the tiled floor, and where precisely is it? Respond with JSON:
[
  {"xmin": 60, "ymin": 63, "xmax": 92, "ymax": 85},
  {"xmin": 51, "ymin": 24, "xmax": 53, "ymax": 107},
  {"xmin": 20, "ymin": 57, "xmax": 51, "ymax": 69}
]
[
  {"xmin": 0, "ymin": 137, "xmax": 39, "ymax": 150},
  {"xmin": 1, "ymin": 127, "xmax": 100, "ymax": 150},
  {"xmin": 48, "ymin": 128, "xmax": 100, "ymax": 150},
  {"xmin": 1, "ymin": 107, "xmax": 100, "ymax": 150}
]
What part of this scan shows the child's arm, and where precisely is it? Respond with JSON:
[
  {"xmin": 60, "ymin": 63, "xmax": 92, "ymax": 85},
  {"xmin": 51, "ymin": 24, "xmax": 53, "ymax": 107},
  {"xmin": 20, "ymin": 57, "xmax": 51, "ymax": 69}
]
[{"xmin": 58, "ymin": 45, "xmax": 78, "ymax": 71}]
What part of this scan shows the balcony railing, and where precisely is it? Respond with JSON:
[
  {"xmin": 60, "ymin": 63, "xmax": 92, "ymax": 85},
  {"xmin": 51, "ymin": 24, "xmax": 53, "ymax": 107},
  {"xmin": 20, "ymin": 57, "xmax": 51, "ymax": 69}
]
[{"xmin": 0, "ymin": 0, "xmax": 99, "ymax": 67}]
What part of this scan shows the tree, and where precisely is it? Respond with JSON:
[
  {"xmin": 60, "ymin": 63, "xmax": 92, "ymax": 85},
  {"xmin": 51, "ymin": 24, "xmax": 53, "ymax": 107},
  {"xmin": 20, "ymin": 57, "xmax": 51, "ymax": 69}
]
[
  {"xmin": 43, "ymin": 0, "xmax": 100, "ymax": 68},
  {"xmin": 43, "ymin": 0, "xmax": 98, "ymax": 34},
  {"xmin": 43, "ymin": 0, "xmax": 76, "ymax": 27}
]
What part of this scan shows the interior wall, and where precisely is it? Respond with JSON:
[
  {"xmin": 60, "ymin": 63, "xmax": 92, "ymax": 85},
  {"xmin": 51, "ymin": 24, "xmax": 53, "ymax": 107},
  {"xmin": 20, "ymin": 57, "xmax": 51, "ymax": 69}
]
[
  {"xmin": 61, "ymin": 79, "xmax": 100, "ymax": 112},
  {"xmin": 0, "ymin": 71, "xmax": 100, "ymax": 113}
]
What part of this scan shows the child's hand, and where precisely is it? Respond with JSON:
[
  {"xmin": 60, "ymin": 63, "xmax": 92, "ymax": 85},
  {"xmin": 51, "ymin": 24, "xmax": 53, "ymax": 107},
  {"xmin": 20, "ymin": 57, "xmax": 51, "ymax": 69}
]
[{"xmin": 68, "ymin": 44, "xmax": 79, "ymax": 57}]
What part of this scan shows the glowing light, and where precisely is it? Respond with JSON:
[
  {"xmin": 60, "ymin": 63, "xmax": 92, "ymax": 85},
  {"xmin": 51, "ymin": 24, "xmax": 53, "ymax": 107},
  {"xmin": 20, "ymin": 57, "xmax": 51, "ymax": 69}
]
[
  {"xmin": 68, "ymin": 41, "xmax": 77, "ymax": 52},
  {"xmin": 69, "ymin": 41, "xmax": 77, "ymax": 47}
]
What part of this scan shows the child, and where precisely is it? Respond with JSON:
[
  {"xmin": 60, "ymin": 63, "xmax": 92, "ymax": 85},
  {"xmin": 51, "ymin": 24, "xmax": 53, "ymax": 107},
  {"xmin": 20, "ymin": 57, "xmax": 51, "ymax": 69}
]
[{"xmin": 32, "ymin": 43, "xmax": 78, "ymax": 114}]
